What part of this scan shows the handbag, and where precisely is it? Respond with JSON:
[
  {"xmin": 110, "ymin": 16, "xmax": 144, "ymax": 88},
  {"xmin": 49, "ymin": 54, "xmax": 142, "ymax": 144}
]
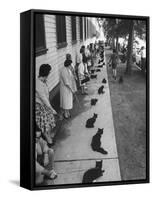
[{"xmin": 81, "ymin": 76, "xmax": 90, "ymax": 84}]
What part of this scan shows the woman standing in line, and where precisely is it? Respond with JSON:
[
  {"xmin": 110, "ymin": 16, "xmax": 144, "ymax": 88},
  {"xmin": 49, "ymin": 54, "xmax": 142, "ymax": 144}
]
[
  {"xmin": 36, "ymin": 64, "xmax": 57, "ymax": 146},
  {"xmin": 60, "ymin": 59, "xmax": 77, "ymax": 119},
  {"xmin": 78, "ymin": 46, "xmax": 90, "ymax": 94}
]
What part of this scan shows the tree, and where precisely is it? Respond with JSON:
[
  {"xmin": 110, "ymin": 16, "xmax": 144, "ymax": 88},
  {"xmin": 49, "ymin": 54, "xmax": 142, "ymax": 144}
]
[
  {"xmin": 102, "ymin": 18, "xmax": 146, "ymax": 74},
  {"xmin": 125, "ymin": 20, "xmax": 134, "ymax": 74}
]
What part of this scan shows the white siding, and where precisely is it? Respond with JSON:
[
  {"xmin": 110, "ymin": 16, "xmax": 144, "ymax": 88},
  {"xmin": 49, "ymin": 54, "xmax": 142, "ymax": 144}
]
[{"xmin": 35, "ymin": 15, "xmax": 97, "ymax": 92}]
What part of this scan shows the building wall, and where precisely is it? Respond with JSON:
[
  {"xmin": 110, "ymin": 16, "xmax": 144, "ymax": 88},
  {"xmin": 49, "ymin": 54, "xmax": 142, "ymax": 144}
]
[{"xmin": 35, "ymin": 15, "xmax": 98, "ymax": 93}]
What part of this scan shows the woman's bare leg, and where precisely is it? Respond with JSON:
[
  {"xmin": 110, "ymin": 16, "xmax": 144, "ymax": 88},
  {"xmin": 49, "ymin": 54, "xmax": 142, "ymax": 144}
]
[
  {"xmin": 43, "ymin": 132, "xmax": 53, "ymax": 144},
  {"xmin": 48, "ymin": 126, "xmax": 56, "ymax": 140},
  {"xmin": 46, "ymin": 148, "xmax": 54, "ymax": 170}
]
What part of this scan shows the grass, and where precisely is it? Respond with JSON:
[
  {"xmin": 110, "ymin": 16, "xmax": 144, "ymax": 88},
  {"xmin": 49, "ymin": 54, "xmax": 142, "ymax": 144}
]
[{"xmin": 107, "ymin": 55, "xmax": 146, "ymax": 180}]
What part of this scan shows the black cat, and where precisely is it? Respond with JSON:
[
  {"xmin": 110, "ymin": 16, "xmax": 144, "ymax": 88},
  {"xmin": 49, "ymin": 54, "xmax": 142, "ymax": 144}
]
[
  {"xmin": 91, "ymin": 128, "xmax": 108, "ymax": 154},
  {"xmin": 102, "ymin": 78, "xmax": 107, "ymax": 84},
  {"xmin": 86, "ymin": 113, "xmax": 98, "ymax": 128},
  {"xmin": 98, "ymin": 65, "xmax": 103, "ymax": 68},
  {"xmin": 98, "ymin": 59, "xmax": 103, "ymax": 64},
  {"xmin": 98, "ymin": 85, "xmax": 104, "ymax": 94},
  {"xmin": 118, "ymin": 76, "xmax": 123, "ymax": 84},
  {"xmin": 96, "ymin": 69, "xmax": 101, "ymax": 72},
  {"xmin": 91, "ymin": 98, "xmax": 98, "ymax": 106},
  {"xmin": 82, "ymin": 160, "xmax": 105, "ymax": 183},
  {"xmin": 90, "ymin": 69, "xmax": 95, "ymax": 74},
  {"xmin": 90, "ymin": 74, "xmax": 97, "ymax": 79}
]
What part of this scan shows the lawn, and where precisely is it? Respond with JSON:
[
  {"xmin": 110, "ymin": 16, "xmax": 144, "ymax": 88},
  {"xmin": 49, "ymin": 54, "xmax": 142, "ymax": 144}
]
[{"xmin": 107, "ymin": 55, "xmax": 147, "ymax": 180}]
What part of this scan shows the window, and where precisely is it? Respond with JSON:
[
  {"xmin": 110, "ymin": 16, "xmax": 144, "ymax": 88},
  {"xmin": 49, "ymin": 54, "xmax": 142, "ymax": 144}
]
[
  {"xmin": 79, "ymin": 17, "xmax": 83, "ymax": 40},
  {"xmin": 84, "ymin": 18, "xmax": 87, "ymax": 40},
  {"xmin": 87, "ymin": 18, "xmax": 88, "ymax": 38},
  {"xmin": 56, "ymin": 15, "xmax": 67, "ymax": 48},
  {"xmin": 35, "ymin": 14, "xmax": 47, "ymax": 56},
  {"xmin": 71, "ymin": 16, "xmax": 77, "ymax": 43}
]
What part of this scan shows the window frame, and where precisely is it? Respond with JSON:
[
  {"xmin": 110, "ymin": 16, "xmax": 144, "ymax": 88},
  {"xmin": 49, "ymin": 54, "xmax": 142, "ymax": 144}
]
[
  {"xmin": 79, "ymin": 17, "xmax": 83, "ymax": 41},
  {"xmin": 35, "ymin": 14, "xmax": 48, "ymax": 57},
  {"xmin": 56, "ymin": 15, "xmax": 67, "ymax": 49},
  {"xmin": 71, "ymin": 16, "xmax": 77, "ymax": 44},
  {"xmin": 84, "ymin": 17, "xmax": 87, "ymax": 40}
]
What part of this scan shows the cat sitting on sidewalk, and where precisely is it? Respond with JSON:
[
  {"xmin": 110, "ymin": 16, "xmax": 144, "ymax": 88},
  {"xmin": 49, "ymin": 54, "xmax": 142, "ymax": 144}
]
[
  {"xmin": 86, "ymin": 113, "xmax": 98, "ymax": 128},
  {"xmin": 91, "ymin": 128, "xmax": 108, "ymax": 155},
  {"xmin": 98, "ymin": 85, "xmax": 105, "ymax": 94},
  {"xmin": 82, "ymin": 160, "xmax": 105, "ymax": 183},
  {"xmin": 91, "ymin": 98, "xmax": 98, "ymax": 106}
]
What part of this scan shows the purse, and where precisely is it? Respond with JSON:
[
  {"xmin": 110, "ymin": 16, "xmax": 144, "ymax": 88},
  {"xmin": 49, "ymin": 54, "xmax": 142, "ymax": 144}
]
[{"xmin": 81, "ymin": 76, "xmax": 90, "ymax": 84}]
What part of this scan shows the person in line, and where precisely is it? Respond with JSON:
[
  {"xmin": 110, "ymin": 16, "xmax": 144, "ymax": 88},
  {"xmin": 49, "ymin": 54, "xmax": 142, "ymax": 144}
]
[
  {"xmin": 78, "ymin": 50, "xmax": 89, "ymax": 95},
  {"xmin": 36, "ymin": 64, "xmax": 57, "ymax": 146},
  {"xmin": 35, "ymin": 125, "xmax": 57, "ymax": 185},
  {"xmin": 60, "ymin": 59, "xmax": 77, "ymax": 119},
  {"xmin": 65, "ymin": 53, "xmax": 77, "ymax": 88},
  {"xmin": 83, "ymin": 48, "xmax": 90, "ymax": 76}
]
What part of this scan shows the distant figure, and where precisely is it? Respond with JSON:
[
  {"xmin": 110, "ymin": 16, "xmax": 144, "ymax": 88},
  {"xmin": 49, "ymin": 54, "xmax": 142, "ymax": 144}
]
[
  {"xmin": 109, "ymin": 49, "xmax": 119, "ymax": 80},
  {"xmin": 118, "ymin": 76, "xmax": 123, "ymax": 84}
]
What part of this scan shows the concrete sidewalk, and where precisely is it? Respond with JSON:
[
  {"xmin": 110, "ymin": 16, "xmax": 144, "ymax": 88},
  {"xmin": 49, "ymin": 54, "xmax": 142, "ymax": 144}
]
[{"xmin": 52, "ymin": 54, "xmax": 121, "ymax": 185}]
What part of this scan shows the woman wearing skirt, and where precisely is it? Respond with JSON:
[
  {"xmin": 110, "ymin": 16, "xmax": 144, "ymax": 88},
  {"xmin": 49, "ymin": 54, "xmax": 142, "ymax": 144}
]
[
  {"xmin": 60, "ymin": 59, "xmax": 77, "ymax": 119},
  {"xmin": 36, "ymin": 64, "xmax": 57, "ymax": 146}
]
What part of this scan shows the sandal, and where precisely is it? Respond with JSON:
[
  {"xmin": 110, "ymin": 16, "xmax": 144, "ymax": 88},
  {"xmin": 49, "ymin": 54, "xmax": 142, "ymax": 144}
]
[{"xmin": 49, "ymin": 170, "xmax": 58, "ymax": 180}]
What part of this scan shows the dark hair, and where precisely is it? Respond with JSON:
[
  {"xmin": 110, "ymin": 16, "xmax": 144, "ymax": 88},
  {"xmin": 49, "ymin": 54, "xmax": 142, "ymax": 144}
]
[
  {"xmin": 66, "ymin": 53, "xmax": 72, "ymax": 60},
  {"xmin": 39, "ymin": 64, "xmax": 51, "ymax": 77},
  {"xmin": 113, "ymin": 49, "xmax": 116, "ymax": 53},
  {"xmin": 64, "ymin": 59, "xmax": 72, "ymax": 67},
  {"xmin": 35, "ymin": 124, "xmax": 41, "ymax": 132},
  {"xmin": 80, "ymin": 45, "xmax": 85, "ymax": 53}
]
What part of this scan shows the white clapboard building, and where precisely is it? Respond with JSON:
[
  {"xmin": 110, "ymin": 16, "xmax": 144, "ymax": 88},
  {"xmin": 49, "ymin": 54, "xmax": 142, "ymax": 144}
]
[{"xmin": 35, "ymin": 14, "xmax": 100, "ymax": 106}]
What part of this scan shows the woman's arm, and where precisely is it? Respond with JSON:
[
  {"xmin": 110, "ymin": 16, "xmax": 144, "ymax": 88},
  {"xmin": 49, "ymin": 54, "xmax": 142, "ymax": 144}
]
[{"xmin": 36, "ymin": 81, "xmax": 57, "ymax": 114}]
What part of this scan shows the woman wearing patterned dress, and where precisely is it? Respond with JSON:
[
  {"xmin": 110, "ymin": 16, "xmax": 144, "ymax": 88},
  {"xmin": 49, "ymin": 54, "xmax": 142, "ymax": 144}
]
[{"xmin": 36, "ymin": 64, "xmax": 57, "ymax": 146}]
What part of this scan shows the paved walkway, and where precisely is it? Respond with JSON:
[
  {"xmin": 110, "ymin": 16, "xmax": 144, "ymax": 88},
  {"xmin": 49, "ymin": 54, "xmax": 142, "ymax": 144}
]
[{"xmin": 52, "ymin": 53, "xmax": 121, "ymax": 185}]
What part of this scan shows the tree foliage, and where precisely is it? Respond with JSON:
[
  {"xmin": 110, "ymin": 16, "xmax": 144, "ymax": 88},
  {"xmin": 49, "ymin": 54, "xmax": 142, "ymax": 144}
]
[{"xmin": 102, "ymin": 18, "xmax": 146, "ymax": 74}]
